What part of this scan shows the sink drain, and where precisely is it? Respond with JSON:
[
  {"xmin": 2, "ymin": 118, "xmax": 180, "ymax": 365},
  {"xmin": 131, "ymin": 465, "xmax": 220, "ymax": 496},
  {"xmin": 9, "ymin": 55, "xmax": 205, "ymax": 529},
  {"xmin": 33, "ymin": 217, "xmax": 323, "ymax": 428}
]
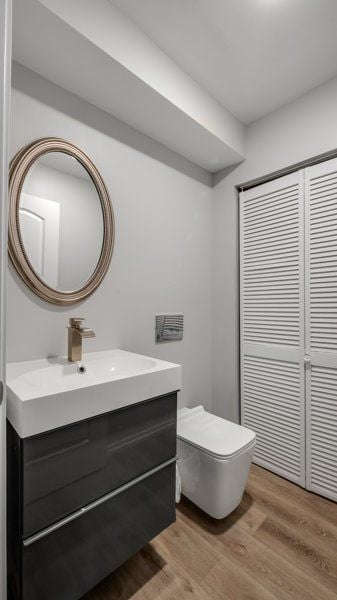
[{"xmin": 77, "ymin": 365, "xmax": 86, "ymax": 374}]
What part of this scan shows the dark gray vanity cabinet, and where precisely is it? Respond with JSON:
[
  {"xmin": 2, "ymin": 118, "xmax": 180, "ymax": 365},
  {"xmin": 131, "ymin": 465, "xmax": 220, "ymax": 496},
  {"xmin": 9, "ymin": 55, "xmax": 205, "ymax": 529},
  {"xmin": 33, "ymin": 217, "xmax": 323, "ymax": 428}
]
[{"xmin": 7, "ymin": 392, "xmax": 177, "ymax": 600}]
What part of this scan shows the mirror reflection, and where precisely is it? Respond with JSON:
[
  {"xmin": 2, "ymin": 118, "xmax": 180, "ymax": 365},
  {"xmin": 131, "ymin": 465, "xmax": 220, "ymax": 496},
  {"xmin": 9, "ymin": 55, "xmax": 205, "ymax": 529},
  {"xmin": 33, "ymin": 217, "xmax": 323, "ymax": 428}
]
[{"xmin": 19, "ymin": 152, "xmax": 104, "ymax": 292}]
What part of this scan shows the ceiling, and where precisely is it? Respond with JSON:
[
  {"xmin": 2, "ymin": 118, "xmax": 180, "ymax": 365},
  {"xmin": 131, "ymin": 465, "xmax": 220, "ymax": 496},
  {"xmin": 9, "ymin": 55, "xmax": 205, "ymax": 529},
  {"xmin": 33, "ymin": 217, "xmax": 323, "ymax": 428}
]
[
  {"xmin": 110, "ymin": 0, "xmax": 337, "ymax": 124},
  {"xmin": 12, "ymin": 0, "xmax": 245, "ymax": 172}
]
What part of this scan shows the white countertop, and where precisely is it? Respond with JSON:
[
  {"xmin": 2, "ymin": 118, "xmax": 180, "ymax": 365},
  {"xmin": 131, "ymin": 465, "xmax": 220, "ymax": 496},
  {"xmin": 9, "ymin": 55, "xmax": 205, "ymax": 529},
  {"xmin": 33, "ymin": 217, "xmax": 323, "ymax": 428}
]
[{"xmin": 7, "ymin": 349, "xmax": 181, "ymax": 438}]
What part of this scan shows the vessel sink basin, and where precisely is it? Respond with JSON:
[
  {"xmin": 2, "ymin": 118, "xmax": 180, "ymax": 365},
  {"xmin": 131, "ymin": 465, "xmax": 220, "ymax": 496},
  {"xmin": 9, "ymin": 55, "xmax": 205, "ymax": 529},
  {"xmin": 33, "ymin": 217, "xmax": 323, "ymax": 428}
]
[{"xmin": 7, "ymin": 349, "xmax": 181, "ymax": 438}]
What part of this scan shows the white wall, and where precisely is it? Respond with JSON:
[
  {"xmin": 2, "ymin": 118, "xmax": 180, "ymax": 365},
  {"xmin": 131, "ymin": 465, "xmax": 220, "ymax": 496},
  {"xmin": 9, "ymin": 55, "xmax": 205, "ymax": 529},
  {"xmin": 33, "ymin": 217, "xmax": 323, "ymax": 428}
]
[
  {"xmin": 11, "ymin": 60, "xmax": 337, "ymax": 425},
  {"xmin": 8, "ymin": 63, "xmax": 213, "ymax": 411},
  {"xmin": 212, "ymin": 74, "xmax": 337, "ymax": 422}
]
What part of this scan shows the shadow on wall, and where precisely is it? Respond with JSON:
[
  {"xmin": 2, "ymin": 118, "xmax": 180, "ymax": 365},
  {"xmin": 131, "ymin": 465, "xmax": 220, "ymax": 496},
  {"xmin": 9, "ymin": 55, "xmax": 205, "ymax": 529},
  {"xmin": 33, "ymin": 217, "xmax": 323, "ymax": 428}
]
[
  {"xmin": 11, "ymin": 62, "xmax": 212, "ymax": 187},
  {"xmin": 212, "ymin": 161, "xmax": 245, "ymax": 187}
]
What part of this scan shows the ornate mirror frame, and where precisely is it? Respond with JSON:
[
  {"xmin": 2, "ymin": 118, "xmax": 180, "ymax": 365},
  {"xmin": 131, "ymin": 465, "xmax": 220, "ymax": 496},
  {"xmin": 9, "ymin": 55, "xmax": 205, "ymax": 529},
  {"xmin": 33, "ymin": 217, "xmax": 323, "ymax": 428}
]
[{"xmin": 8, "ymin": 138, "xmax": 114, "ymax": 305}]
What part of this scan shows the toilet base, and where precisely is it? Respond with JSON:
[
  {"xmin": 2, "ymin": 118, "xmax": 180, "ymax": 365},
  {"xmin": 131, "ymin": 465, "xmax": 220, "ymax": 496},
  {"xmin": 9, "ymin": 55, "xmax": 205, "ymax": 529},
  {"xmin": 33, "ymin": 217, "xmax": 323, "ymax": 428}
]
[{"xmin": 177, "ymin": 438, "xmax": 255, "ymax": 519}]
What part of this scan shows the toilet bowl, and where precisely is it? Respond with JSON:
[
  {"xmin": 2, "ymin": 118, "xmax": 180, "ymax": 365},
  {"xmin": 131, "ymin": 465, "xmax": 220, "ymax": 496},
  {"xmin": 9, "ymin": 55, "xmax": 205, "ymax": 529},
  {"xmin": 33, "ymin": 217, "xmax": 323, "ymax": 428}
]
[{"xmin": 177, "ymin": 406, "xmax": 256, "ymax": 519}]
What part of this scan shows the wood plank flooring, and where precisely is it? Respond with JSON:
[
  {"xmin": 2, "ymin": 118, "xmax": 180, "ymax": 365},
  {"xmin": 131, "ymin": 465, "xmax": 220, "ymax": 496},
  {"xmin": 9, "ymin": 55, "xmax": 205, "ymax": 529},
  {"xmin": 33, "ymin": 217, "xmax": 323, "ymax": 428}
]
[{"xmin": 83, "ymin": 465, "xmax": 337, "ymax": 600}]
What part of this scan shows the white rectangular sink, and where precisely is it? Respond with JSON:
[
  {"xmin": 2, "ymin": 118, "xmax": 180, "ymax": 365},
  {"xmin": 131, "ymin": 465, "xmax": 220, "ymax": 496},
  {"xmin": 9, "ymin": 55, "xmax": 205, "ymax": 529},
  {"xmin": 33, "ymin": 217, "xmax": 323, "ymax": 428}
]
[{"xmin": 6, "ymin": 349, "xmax": 181, "ymax": 438}]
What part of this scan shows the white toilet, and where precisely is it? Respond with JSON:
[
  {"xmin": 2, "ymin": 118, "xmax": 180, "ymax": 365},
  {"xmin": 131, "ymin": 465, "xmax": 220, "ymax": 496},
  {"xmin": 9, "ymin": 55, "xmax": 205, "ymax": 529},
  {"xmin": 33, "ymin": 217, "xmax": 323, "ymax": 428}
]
[{"xmin": 177, "ymin": 406, "xmax": 256, "ymax": 519}]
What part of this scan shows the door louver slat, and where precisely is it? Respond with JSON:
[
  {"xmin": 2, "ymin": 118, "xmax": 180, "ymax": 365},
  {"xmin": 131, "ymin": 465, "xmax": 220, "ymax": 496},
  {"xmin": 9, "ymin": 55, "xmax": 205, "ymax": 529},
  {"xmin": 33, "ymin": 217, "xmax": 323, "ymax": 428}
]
[
  {"xmin": 309, "ymin": 168, "xmax": 337, "ymax": 353},
  {"xmin": 240, "ymin": 172, "xmax": 305, "ymax": 487},
  {"xmin": 242, "ymin": 181, "xmax": 301, "ymax": 347},
  {"xmin": 305, "ymin": 160, "xmax": 337, "ymax": 502},
  {"xmin": 242, "ymin": 356, "xmax": 303, "ymax": 483}
]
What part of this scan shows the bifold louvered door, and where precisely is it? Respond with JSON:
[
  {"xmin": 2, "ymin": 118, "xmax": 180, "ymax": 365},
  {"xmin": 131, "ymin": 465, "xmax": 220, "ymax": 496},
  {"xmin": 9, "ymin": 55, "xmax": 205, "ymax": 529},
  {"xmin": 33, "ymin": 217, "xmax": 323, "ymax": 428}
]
[
  {"xmin": 240, "ymin": 159, "xmax": 337, "ymax": 500},
  {"xmin": 240, "ymin": 172, "xmax": 306, "ymax": 486},
  {"xmin": 305, "ymin": 158, "xmax": 337, "ymax": 502}
]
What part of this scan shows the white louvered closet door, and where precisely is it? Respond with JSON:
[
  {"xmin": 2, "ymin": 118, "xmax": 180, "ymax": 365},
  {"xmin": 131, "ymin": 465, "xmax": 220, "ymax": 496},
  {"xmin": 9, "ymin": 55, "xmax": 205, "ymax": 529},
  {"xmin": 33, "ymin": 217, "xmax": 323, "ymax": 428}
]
[
  {"xmin": 240, "ymin": 172, "xmax": 306, "ymax": 486},
  {"xmin": 305, "ymin": 158, "xmax": 337, "ymax": 502}
]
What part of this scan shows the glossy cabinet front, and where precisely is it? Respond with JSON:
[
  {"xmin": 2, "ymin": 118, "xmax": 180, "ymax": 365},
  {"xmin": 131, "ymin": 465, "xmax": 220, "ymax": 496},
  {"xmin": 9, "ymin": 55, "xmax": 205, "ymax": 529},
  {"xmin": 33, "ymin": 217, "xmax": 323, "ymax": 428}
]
[
  {"xmin": 23, "ymin": 392, "xmax": 176, "ymax": 537},
  {"xmin": 7, "ymin": 392, "xmax": 177, "ymax": 600},
  {"xmin": 23, "ymin": 463, "xmax": 175, "ymax": 600}
]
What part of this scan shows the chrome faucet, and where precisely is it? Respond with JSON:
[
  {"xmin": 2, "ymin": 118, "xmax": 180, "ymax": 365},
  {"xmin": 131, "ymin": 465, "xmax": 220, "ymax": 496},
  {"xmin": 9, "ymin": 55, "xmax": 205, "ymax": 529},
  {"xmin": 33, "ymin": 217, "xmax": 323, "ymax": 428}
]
[{"xmin": 67, "ymin": 318, "xmax": 95, "ymax": 362}]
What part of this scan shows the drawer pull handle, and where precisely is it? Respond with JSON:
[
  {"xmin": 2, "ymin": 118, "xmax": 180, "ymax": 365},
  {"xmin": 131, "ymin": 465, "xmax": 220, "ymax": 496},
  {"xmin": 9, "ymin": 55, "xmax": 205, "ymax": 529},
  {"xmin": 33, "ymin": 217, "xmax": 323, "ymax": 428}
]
[{"xmin": 23, "ymin": 456, "xmax": 177, "ymax": 547}]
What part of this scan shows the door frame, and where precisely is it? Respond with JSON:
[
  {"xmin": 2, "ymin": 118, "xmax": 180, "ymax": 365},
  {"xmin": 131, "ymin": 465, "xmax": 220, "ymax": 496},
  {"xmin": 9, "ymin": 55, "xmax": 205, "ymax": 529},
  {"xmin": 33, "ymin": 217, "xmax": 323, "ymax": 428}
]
[{"xmin": 0, "ymin": 0, "xmax": 11, "ymax": 598}]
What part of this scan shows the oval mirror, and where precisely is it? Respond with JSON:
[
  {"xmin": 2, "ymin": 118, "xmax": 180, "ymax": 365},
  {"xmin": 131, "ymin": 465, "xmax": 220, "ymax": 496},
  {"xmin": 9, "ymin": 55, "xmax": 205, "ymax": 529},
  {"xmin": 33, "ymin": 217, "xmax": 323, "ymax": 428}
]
[{"xmin": 8, "ymin": 138, "xmax": 114, "ymax": 305}]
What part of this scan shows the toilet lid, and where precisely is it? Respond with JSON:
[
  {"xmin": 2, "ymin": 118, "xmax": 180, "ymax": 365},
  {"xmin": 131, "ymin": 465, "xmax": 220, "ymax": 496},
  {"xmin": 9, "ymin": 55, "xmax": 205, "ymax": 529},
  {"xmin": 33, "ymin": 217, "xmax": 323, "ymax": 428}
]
[{"xmin": 177, "ymin": 406, "xmax": 256, "ymax": 459}]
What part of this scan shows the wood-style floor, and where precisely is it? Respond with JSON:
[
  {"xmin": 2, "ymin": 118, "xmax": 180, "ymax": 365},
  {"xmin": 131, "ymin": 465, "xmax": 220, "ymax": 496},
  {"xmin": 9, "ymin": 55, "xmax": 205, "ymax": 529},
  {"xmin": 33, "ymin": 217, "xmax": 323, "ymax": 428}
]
[{"xmin": 83, "ymin": 465, "xmax": 337, "ymax": 600}]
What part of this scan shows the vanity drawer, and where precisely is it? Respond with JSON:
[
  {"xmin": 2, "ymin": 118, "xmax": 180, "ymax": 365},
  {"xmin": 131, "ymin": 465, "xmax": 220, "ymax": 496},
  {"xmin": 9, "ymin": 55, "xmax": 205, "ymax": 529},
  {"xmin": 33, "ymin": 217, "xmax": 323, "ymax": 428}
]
[
  {"xmin": 21, "ymin": 392, "xmax": 177, "ymax": 537},
  {"xmin": 21, "ymin": 461, "xmax": 175, "ymax": 600}
]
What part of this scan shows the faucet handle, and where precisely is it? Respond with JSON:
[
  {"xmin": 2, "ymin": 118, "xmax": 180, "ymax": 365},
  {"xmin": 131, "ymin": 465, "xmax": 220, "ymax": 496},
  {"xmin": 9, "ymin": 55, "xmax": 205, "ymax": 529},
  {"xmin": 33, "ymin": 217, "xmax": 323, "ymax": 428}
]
[{"xmin": 69, "ymin": 317, "xmax": 85, "ymax": 329}]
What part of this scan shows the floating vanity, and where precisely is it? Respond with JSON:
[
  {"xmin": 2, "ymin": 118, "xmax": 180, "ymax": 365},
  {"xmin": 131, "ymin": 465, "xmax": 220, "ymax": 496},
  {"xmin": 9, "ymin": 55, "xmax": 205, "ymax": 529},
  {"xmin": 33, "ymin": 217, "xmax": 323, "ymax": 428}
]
[{"xmin": 7, "ymin": 349, "xmax": 181, "ymax": 600}]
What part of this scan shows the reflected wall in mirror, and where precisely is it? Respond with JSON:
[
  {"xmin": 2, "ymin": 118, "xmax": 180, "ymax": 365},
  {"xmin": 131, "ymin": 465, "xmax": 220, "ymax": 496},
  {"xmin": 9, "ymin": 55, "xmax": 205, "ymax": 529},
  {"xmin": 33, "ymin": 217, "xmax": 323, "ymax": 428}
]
[
  {"xmin": 20, "ymin": 152, "xmax": 104, "ymax": 291},
  {"xmin": 9, "ymin": 139, "xmax": 114, "ymax": 305}
]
